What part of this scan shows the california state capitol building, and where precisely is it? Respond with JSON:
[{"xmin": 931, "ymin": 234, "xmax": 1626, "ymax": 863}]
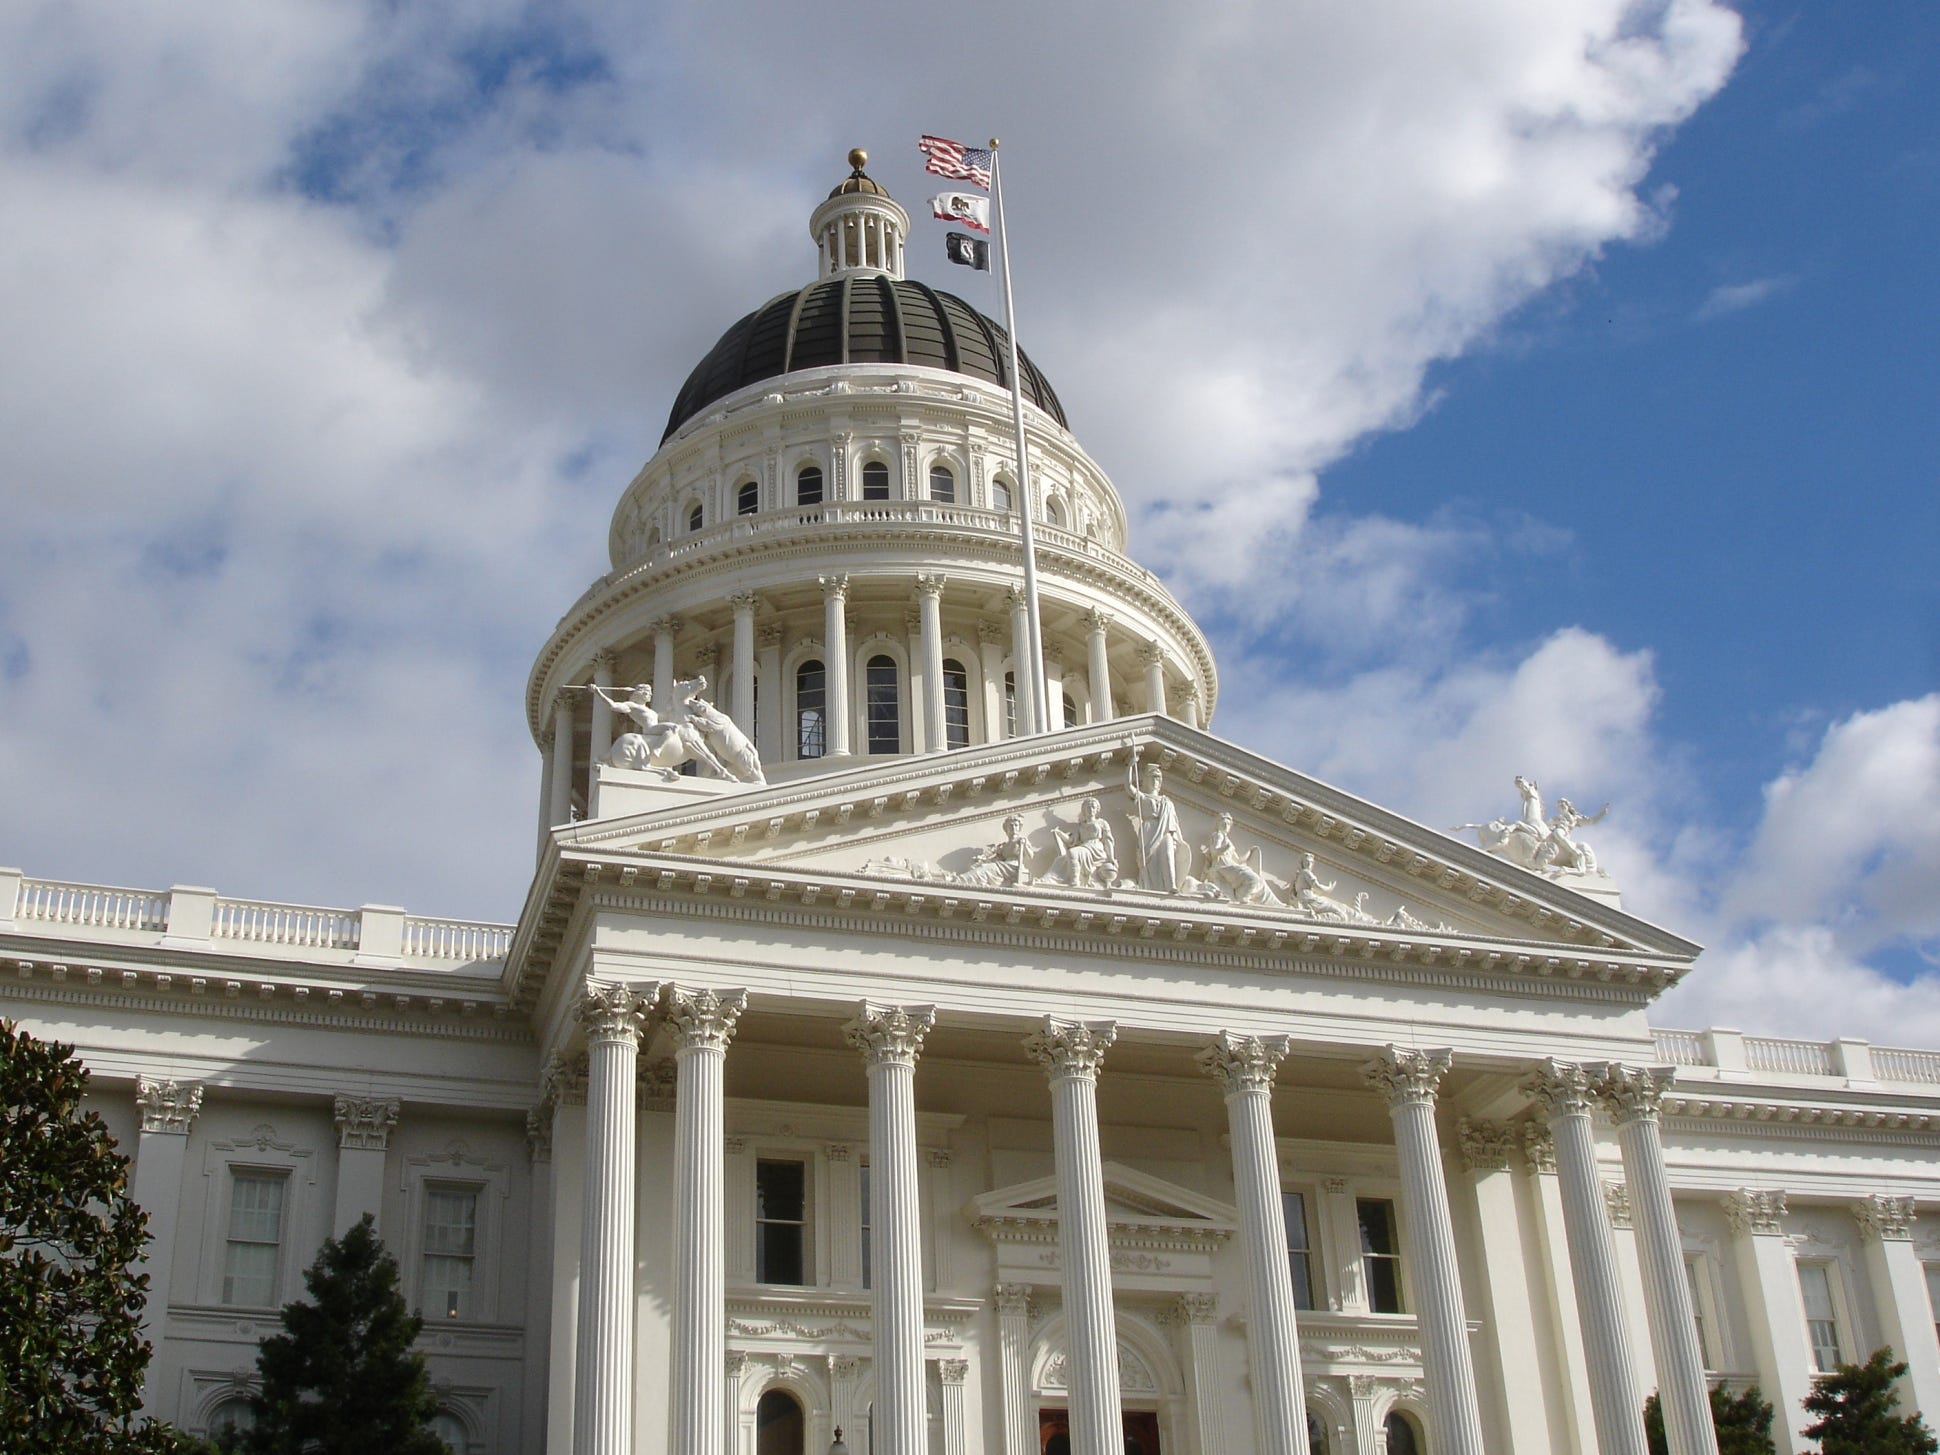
[{"xmin": 7, "ymin": 151, "xmax": 1940, "ymax": 1455}]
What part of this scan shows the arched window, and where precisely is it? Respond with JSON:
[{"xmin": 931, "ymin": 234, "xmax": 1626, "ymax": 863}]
[
  {"xmin": 796, "ymin": 660, "xmax": 826, "ymax": 759},
  {"xmin": 861, "ymin": 461, "xmax": 890, "ymax": 500},
  {"xmin": 208, "ymin": 1399, "xmax": 254, "ymax": 1436},
  {"xmin": 1045, "ymin": 496, "xmax": 1065, "ymax": 528},
  {"xmin": 942, "ymin": 659, "xmax": 970, "ymax": 749},
  {"xmin": 1384, "ymin": 1410, "xmax": 1422, "ymax": 1455},
  {"xmin": 865, "ymin": 655, "xmax": 899, "ymax": 754},
  {"xmin": 737, "ymin": 480, "xmax": 760, "ymax": 515},
  {"xmin": 1308, "ymin": 1412, "xmax": 1332, "ymax": 1455},
  {"xmin": 1062, "ymin": 691, "xmax": 1079, "ymax": 729},
  {"xmin": 687, "ymin": 501, "xmax": 704, "ymax": 532},
  {"xmin": 796, "ymin": 465, "xmax": 823, "ymax": 506},
  {"xmin": 646, "ymin": 525, "xmax": 662, "ymax": 549},
  {"xmin": 991, "ymin": 479, "xmax": 1013, "ymax": 512},
  {"xmin": 755, "ymin": 1389, "xmax": 805, "ymax": 1455},
  {"xmin": 432, "ymin": 1411, "xmax": 469, "ymax": 1452},
  {"xmin": 929, "ymin": 464, "xmax": 956, "ymax": 503}
]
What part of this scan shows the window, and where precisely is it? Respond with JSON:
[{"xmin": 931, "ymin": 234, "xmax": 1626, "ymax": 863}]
[
  {"xmin": 1061, "ymin": 691, "xmax": 1079, "ymax": 729},
  {"xmin": 1004, "ymin": 671, "xmax": 1017, "ymax": 737},
  {"xmin": 1685, "ymin": 1254, "xmax": 1718, "ymax": 1369},
  {"xmin": 756, "ymin": 1159, "xmax": 809, "ymax": 1284},
  {"xmin": 421, "ymin": 1186, "xmax": 479, "ymax": 1321},
  {"xmin": 796, "ymin": 660, "xmax": 826, "ymax": 759},
  {"xmin": 865, "ymin": 655, "xmax": 899, "ymax": 754},
  {"xmin": 942, "ymin": 659, "xmax": 970, "ymax": 749},
  {"xmin": 432, "ymin": 1411, "xmax": 469, "ymax": 1453},
  {"xmin": 1798, "ymin": 1261, "xmax": 1844, "ymax": 1371},
  {"xmin": 1283, "ymin": 1191, "xmax": 1316, "ymax": 1311},
  {"xmin": 222, "ymin": 1171, "xmax": 287, "ymax": 1306},
  {"xmin": 1045, "ymin": 496, "xmax": 1065, "ymax": 527},
  {"xmin": 860, "ymin": 1160, "xmax": 873, "ymax": 1291},
  {"xmin": 737, "ymin": 480, "xmax": 760, "ymax": 515},
  {"xmin": 756, "ymin": 1390, "xmax": 805, "ymax": 1455},
  {"xmin": 992, "ymin": 479, "xmax": 1013, "ymax": 512},
  {"xmin": 1358, "ymin": 1198, "xmax": 1404, "ymax": 1313},
  {"xmin": 861, "ymin": 461, "xmax": 890, "ymax": 500},
  {"xmin": 1308, "ymin": 1413, "xmax": 1331, "ymax": 1455},
  {"xmin": 687, "ymin": 501, "xmax": 704, "ymax": 532},
  {"xmin": 1384, "ymin": 1411, "xmax": 1422, "ymax": 1455},
  {"xmin": 929, "ymin": 464, "xmax": 956, "ymax": 503},
  {"xmin": 208, "ymin": 1399, "xmax": 255, "ymax": 1437},
  {"xmin": 796, "ymin": 465, "xmax": 823, "ymax": 506}
]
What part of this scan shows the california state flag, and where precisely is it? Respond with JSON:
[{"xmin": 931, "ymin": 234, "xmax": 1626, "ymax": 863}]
[{"xmin": 930, "ymin": 191, "xmax": 990, "ymax": 233}]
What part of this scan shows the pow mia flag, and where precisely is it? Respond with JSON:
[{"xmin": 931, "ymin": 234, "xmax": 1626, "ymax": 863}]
[{"xmin": 945, "ymin": 231, "xmax": 990, "ymax": 271}]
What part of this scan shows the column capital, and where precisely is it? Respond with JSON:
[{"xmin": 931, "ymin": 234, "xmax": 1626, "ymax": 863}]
[
  {"xmin": 1520, "ymin": 1119, "xmax": 1557, "ymax": 1173},
  {"xmin": 1175, "ymin": 1291, "xmax": 1218, "ymax": 1325},
  {"xmin": 1005, "ymin": 583, "xmax": 1027, "ymax": 610},
  {"xmin": 590, "ymin": 648, "xmax": 618, "ymax": 674},
  {"xmin": 666, "ymin": 985, "xmax": 748, "ymax": 1052},
  {"xmin": 1138, "ymin": 640, "xmax": 1165, "ymax": 666},
  {"xmin": 1722, "ymin": 1188, "xmax": 1788, "ymax": 1236},
  {"xmin": 1852, "ymin": 1193, "xmax": 1917, "ymax": 1242},
  {"xmin": 937, "ymin": 1358, "xmax": 969, "ymax": 1385},
  {"xmin": 758, "ymin": 624, "xmax": 785, "ymax": 648},
  {"xmin": 993, "ymin": 1282, "xmax": 1033, "ymax": 1317},
  {"xmin": 135, "ymin": 1076, "xmax": 204, "ymax": 1135},
  {"xmin": 844, "ymin": 1001, "xmax": 936, "ymax": 1066},
  {"xmin": 1522, "ymin": 1057, "xmax": 1597, "ymax": 1118},
  {"xmin": 1083, "ymin": 607, "xmax": 1112, "ymax": 633},
  {"xmin": 1196, "ymin": 1031, "xmax": 1289, "ymax": 1095},
  {"xmin": 978, "ymin": 619, "xmax": 1006, "ymax": 645},
  {"xmin": 1361, "ymin": 1045, "xmax": 1452, "ymax": 1108},
  {"xmin": 525, "ymin": 1106, "xmax": 553, "ymax": 1163},
  {"xmin": 1456, "ymin": 1117, "xmax": 1516, "ymax": 1173},
  {"xmin": 914, "ymin": 573, "xmax": 946, "ymax": 598},
  {"xmin": 333, "ymin": 1094, "xmax": 399, "ymax": 1150},
  {"xmin": 650, "ymin": 614, "xmax": 684, "ymax": 637},
  {"xmin": 828, "ymin": 1353, "xmax": 862, "ymax": 1380},
  {"xmin": 1590, "ymin": 1063, "xmax": 1675, "ymax": 1126},
  {"xmin": 540, "ymin": 1050, "xmax": 588, "ymax": 1107},
  {"xmin": 1023, "ymin": 1018, "xmax": 1116, "ymax": 1081},
  {"xmin": 579, "ymin": 982, "xmax": 657, "ymax": 1046},
  {"xmin": 729, "ymin": 591, "xmax": 760, "ymax": 616},
  {"xmin": 1603, "ymin": 1180, "xmax": 1633, "ymax": 1229},
  {"xmin": 819, "ymin": 573, "xmax": 851, "ymax": 601}
]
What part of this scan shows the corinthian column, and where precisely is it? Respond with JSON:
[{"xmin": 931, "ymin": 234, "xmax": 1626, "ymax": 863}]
[
  {"xmin": 1524, "ymin": 1060, "xmax": 1646, "ymax": 1455},
  {"xmin": 844, "ymin": 1003, "xmax": 937, "ymax": 1455},
  {"xmin": 1023, "ymin": 1019, "xmax": 1120, "ymax": 1455},
  {"xmin": 1084, "ymin": 608, "xmax": 1113, "ymax": 723},
  {"xmin": 1362, "ymin": 1047, "xmax": 1484, "ymax": 1455},
  {"xmin": 651, "ymin": 616, "xmax": 681, "ymax": 712},
  {"xmin": 1007, "ymin": 586, "xmax": 1036, "ymax": 735},
  {"xmin": 820, "ymin": 576, "xmax": 851, "ymax": 756},
  {"xmin": 666, "ymin": 986, "xmax": 747, "ymax": 1455},
  {"xmin": 729, "ymin": 594, "xmax": 759, "ymax": 742},
  {"xmin": 1594, "ymin": 1065, "xmax": 1718, "ymax": 1455},
  {"xmin": 916, "ymin": 574, "xmax": 947, "ymax": 752},
  {"xmin": 588, "ymin": 651, "xmax": 616, "ymax": 801},
  {"xmin": 574, "ymin": 983, "xmax": 656, "ymax": 1455},
  {"xmin": 1199, "ymin": 1033, "xmax": 1308, "ymax": 1455},
  {"xmin": 1139, "ymin": 642, "xmax": 1168, "ymax": 718}
]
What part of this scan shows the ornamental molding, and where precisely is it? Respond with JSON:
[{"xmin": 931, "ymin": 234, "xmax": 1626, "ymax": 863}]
[
  {"xmin": 970, "ymin": 1162, "xmax": 1237, "ymax": 1261},
  {"xmin": 524, "ymin": 1107, "xmax": 552, "ymax": 1162},
  {"xmin": 1521, "ymin": 1120, "xmax": 1558, "ymax": 1174},
  {"xmin": 1197, "ymin": 1031, "xmax": 1290, "ymax": 1095},
  {"xmin": 1604, "ymin": 1180, "xmax": 1633, "ymax": 1229},
  {"xmin": 1722, "ymin": 1189, "xmax": 1788, "ymax": 1236},
  {"xmin": 1661, "ymin": 1096, "xmax": 1940, "ymax": 1143},
  {"xmin": 332, "ymin": 1094, "xmax": 399, "ymax": 1150},
  {"xmin": 540, "ymin": 1051, "xmax": 589, "ymax": 1107},
  {"xmin": 1852, "ymin": 1194, "xmax": 1917, "ymax": 1242},
  {"xmin": 136, "ymin": 1076, "xmax": 204, "ymax": 1134},
  {"xmin": 844, "ymin": 1001, "xmax": 936, "ymax": 1066},
  {"xmin": 1457, "ymin": 1118, "xmax": 1516, "ymax": 1173},
  {"xmin": 1362, "ymin": 1047, "xmax": 1452, "ymax": 1109}
]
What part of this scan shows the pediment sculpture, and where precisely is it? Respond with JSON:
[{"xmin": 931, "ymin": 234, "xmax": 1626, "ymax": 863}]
[
  {"xmin": 1451, "ymin": 775, "xmax": 1609, "ymax": 881},
  {"xmin": 587, "ymin": 675, "xmax": 765, "ymax": 784}
]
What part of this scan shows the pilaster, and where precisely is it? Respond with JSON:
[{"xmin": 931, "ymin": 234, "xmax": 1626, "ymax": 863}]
[
  {"xmin": 130, "ymin": 1076, "xmax": 203, "ymax": 1377},
  {"xmin": 1456, "ymin": 1118, "xmax": 1552, "ymax": 1455},
  {"xmin": 1721, "ymin": 1189, "xmax": 1813, "ymax": 1455},
  {"xmin": 331, "ymin": 1094, "xmax": 398, "ymax": 1235},
  {"xmin": 1851, "ymin": 1195, "xmax": 1940, "ymax": 1429}
]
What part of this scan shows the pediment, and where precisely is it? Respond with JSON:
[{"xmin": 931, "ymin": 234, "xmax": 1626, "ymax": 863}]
[{"xmin": 970, "ymin": 1162, "xmax": 1238, "ymax": 1236}]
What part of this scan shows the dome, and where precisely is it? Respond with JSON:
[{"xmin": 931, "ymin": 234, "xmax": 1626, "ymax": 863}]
[{"xmin": 661, "ymin": 275, "xmax": 1068, "ymax": 442}]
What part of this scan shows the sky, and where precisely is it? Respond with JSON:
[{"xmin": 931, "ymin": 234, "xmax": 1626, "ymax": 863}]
[{"xmin": 1, "ymin": 1, "xmax": 1935, "ymax": 1045}]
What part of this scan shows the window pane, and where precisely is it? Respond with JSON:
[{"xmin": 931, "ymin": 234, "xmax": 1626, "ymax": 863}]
[
  {"xmin": 1799, "ymin": 1263, "xmax": 1841, "ymax": 1370},
  {"xmin": 796, "ymin": 661, "xmax": 825, "ymax": 759},
  {"xmin": 866, "ymin": 655, "xmax": 899, "ymax": 754},
  {"xmin": 992, "ymin": 480, "xmax": 1012, "ymax": 512},
  {"xmin": 1061, "ymin": 691, "xmax": 1078, "ymax": 728},
  {"xmin": 432, "ymin": 1412, "xmax": 468, "ymax": 1453},
  {"xmin": 1685, "ymin": 1255, "xmax": 1713, "ymax": 1367},
  {"xmin": 797, "ymin": 467, "xmax": 823, "ymax": 506},
  {"xmin": 688, "ymin": 503, "xmax": 703, "ymax": 531},
  {"xmin": 1003, "ymin": 672, "xmax": 1016, "ymax": 737},
  {"xmin": 942, "ymin": 660, "xmax": 970, "ymax": 750},
  {"xmin": 1283, "ymin": 1191, "xmax": 1315, "ymax": 1311},
  {"xmin": 737, "ymin": 480, "xmax": 760, "ymax": 515},
  {"xmin": 1384, "ymin": 1412, "xmax": 1420, "ymax": 1455},
  {"xmin": 223, "ymin": 1172, "xmax": 286, "ymax": 1306},
  {"xmin": 862, "ymin": 462, "xmax": 890, "ymax": 499},
  {"xmin": 1359, "ymin": 1198, "xmax": 1403, "ymax": 1313},
  {"xmin": 423, "ymin": 1187, "xmax": 478, "ymax": 1320},
  {"xmin": 929, "ymin": 465, "xmax": 955, "ymax": 503},
  {"xmin": 756, "ymin": 1160, "xmax": 808, "ymax": 1286}
]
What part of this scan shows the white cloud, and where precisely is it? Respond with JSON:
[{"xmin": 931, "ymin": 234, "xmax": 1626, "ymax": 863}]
[{"xmin": 1696, "ymin": 274, "xmax": 1799, "ymax": 319}]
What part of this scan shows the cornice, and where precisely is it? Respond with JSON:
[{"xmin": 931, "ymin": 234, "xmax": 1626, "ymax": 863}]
[{"xmin": 1664, "ymin": 1094, "xmax": 1940, "ymax": 1144}]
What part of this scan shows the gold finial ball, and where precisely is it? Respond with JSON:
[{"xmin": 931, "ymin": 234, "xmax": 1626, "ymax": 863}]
[{"xmin": 848, "ymin": 148, "xmax": 868, "ymax": 171}]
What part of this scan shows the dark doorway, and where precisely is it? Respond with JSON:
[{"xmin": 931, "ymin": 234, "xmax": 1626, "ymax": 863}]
[
  {"xmin": 1038, "ymin": 1408, "xmax": 1161, "ymax": 1454},
  {"xmin": 756, "ymin": 1389, "xmax": 805, "ymax": 1455}
]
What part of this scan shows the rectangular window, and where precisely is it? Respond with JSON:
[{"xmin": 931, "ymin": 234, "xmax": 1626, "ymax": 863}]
[
  {"xmin": 865, "ymin": 657, "xmax": 899, "ymax": 755},
  {"xmin": 942, "ymin": 662, "xmax": 971, "ymax": 750},
  {"xmin": 1684, "ymin": 1254, "xmax": 1716, "ymax": 1369},
  {"xmin": 422, "ymin": 1185, "xmax": 479, "ymax": 1320},
  {"xmin": 756, "ymin": 1159, "xmax": 809, "ymax": 1285},
  {"xmin": 860, "ymin": 1161, "xmax": 873, "ymax": 1291},
  {"xmin": 1798, "ymin": 1261, "xmax": 1844, "ymax": 1372},
  {"xmin": 1282, "ymin": 1190, "xmax": 1315, "ymax": 1311},
  {"xmin": 223, "ymin": 1171, "xmax": 287, "ymax": 1306},
  {"xmin": 1358, "ymin": 1198, "xmax": 1404, "ymax": 1314},
  {"xmin": 796, "ymin": 663, "xmax": 826, "ymax": 759}
]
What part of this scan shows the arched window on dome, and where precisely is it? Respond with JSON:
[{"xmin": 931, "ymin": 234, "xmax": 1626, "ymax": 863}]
[
  {"xmin": 929, "ymin": 464, "xmax": 956, "ymax": 504},
  {"xmin": 687, "ymin": 501, "xmax": 705, "ymax": 533},
  {"xmin": 1384, "ymin": 1410, "xmax": 1423, "ymax": 1455},
  {"xmin": 942, "ymin": 659, "xmax": 970, "ymax": 749},
  {"xmin": 755, "ymin": 1389, "xmax": 805, "ymax": 1455},
  {"xmin": 861, "ymin": 461, "xmax": 891, "ymax": 500},
  {"xmin": 1045, "ymin": 495, "xmax": 1066, "ymax": 528},
  {"xmin": 796, "ymin": 465, "xmax": 823, "ymax": 507},
  {"xmin": 796, "ymin": 661, "xmax": 826, "ymax": 759},
  {"xmin": 737, "ymin": 479, "xmax": 760, "ymax": 515},
  {"xmin": 865, "ymin": 655, "xmax": 900, "ymax": 754},
  {"xmin": 991, "ymin": 478, "xmax": 1013, "ymax": 513}
]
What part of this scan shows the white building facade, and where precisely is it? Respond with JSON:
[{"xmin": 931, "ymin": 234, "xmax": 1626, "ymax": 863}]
[{"xmin": 5, "ymin": 156, "xmax": 1940, "ymax": 1455}]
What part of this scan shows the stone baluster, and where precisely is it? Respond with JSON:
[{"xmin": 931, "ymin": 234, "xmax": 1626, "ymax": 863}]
[
  {"xmin": 587, "ymin": 651, "xmax": 616, "ymax": 801},
  {"xmin": 1200, "ymin": 1032, "xmax": 1308, "ymax": 1455},
  {"xmin": 844, "ymin": 1003, "xmax": 937, "ymax": 1455},
  {"xmin": 820, "ymin": 576, "xmax": 851, "ymax": 756},
  {"xmin": 1023, "ymin": 1019, "xmax": 1120, "ymax": 1455},
  {"xmin": 1006, "ymin": 586, "xmax": 1036, "ymax": 735},
  {"xmin": 1084, "ymin": 608, "xmax": 1114, "ymax": 723},
  {"xmin": 1524, "ymin": 1059, "xmax": 1646, "ymax": 1455},
  {"xmin": 729, "ymin": 595, "xmax": 759, "ymax": 742},
  {"xmin": 1362, "ymin": 1048, "xmax": 1485, "ymax": 1455},
  {"xmin": 917, "ymin": 574, "xmax": 947, "ymax": 752}
]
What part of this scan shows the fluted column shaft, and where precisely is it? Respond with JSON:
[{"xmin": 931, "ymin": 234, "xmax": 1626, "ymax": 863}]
[
  {"xmin": 587, "ymin": 653, "xmax": 615, "ymax": 801},
  {"xmin": 1526, "ymin": 1060, "xmax": 1646, "ymax": 1455},
  {"xmin": 1026, "ymin": 1019, "xmax": 1120, "ymax": 1455},
  {"xmin": 917, "ymin": 575, "xmax": 947, "ymax": 752},
  {"xmin": 1007, "ymin": 587, "xmax": 1036, "ymax": 735},
  {"xmin": 1084, "ymin": 610, "xmax": 1113, "ymax": 723},
  {"xmin": 1597, "ymin": 1066, "xmax": 1719, "ymax": 1455},
  {"xmin": 846, "ymin": 1004, "xmax": 936, "ymax": 1455},
  {"xmin": 821, "ymin": 576, "xmax": 851, "ymax": 756},
  {"xmin": 548, "ymin": 697, "xmax": 575, "ymax": 828},
  {"xmin": 573, "ymin": 984, "xmax": 654, "ymax": 1455},
  {"xmin": 730, "ymin": 594, "xmax": 758, "ymax": 741},
  {"xmin": 668, "ymin": 987, "xmax": 747, "ymax": 1455},
  {"xmin": 652, "ymin": 618, "xmax": 679, "ymax": 714},
  {"xmin": 1201, "ymin": 1034, "xmax": 1307, "ymax": 1455},
  {"xmin": 1140, "ymin": 645, "xmax": 1168, "ymax": 717},
  {"xmin": 1364, "ymin": 1048, "xmax": 1484, "ymax": 1455}
]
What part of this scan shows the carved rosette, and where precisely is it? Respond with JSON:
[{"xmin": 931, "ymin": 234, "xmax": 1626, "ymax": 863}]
[
  {"xmin": 1022, "ymin": 1018, "xmax": 1117, "ymax": 1082},
  {"xmin": 540, "ymin": 1051, "xmax": 589, "ymax": 1108},
  {"xmin": 844, "ymin": 1002, "xmax": 937, "ymax": 1067},
  {"xmin": 525, "ymin": 1107, "xmax": 553, "ymax": 1163},
  {"xmin": 1520, "ymin": 1120, "xmax": 1558, "ymax": 1174},
  {"xmin": 1457, "ymin": 1118, "xmax": 1516, "ymax": 1173},
  {"xmin": 1722, "ymin": 1189, "xmax": 1788, "ymax": 1237},
  {"xmin": 135, "ymin": 1076, "xmax": 204, "ymax": 1135},
  {"xmin": 1603, "ymin": 1180, "xmax": 1633, "ymax": 1229},
  {"xmin": 1852, "ymin": 1194, "xmax": 1917, "ymax": 1242},
  {"xmin": 1591, "ymin": 1063, "xmax": 1675, "ymax": 1126},
  {"xmin": 665, "ymin": 986, "xmax": 748, "ymax": 1053},
  {"xmin": 1361, "ymin": 1046, "xmax": 1453, "ymax": 1109},
  {"xmin": 578, "ymin": 983, "xmax": 654, "ymax": 1046},
  {"xmin": 1196, "ymin": 1031, "xmax": 1290, "ymax": 1097},
  {"xmin": 1522, "ymin": 1058, "xmax": 1597, "ymax": 1120},
  {"xmin": 333, "ymin": 1095, "xmax": 400, "ymax": 1151}
]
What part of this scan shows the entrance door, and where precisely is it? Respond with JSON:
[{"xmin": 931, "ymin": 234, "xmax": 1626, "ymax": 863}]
[{"xmin": 1038, "ymin": 1409, "xmax": 1162, "ymax": 1454}]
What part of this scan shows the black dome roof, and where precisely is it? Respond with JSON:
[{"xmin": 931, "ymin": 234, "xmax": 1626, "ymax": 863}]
[{"xmin": 662, "ymin": 275, "xmax": 1067, "ymax": 442}]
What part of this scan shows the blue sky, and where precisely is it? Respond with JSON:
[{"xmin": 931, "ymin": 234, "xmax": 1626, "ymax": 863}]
[{"xmin": 0, "ymin": 0, "xmax": 1934, "ymax": 1041}]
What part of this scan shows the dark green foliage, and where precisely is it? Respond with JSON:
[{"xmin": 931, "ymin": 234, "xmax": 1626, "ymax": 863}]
[
  {"xmin": 1800, "ymin": 1347, "xmax": 1938, "ymax": 1455},
  {"xmin": 239, "ymin": 1215, "xmax": 445, "ymax": 1455},
  {"xmin": 0, "ymin": 1021, "xmax": 212, "ymax": 1454},
  {"xmin": 1644, "ymin": 1384, "xmax": 1777, "ymax": 1455}
]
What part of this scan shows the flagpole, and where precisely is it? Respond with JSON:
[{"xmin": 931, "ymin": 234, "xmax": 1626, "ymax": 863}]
[{"xmin": 987, "ymin": 139, "xmax": 1051, "ymax": 735}]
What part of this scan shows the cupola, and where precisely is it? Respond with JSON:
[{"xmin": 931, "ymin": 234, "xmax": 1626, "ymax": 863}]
[{"xmin": 808, "ymin": 148, "xmax": 909, "ymax": 280}]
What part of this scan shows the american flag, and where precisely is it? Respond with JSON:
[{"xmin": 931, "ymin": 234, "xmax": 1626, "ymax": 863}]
[{"xmin": 918, "ymin": 135, "xmax": 992, "ymax": 190}]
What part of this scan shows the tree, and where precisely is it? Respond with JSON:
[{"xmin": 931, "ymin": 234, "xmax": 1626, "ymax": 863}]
[
  {"xmin": 239, "ymin": 1214, "xmax": 446, "ymax": 1455},
  {"xmin": 0, "ymin": 1020, "xmax": 210, "ymax": 1455},
  {"xmin": 1800, "ymin": 1347, "xmax": 1938, "ymax": 1455},
  {"xmin": 1644, "ymin": 1384, "xmax": 1777, "ymax": 1455}
]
